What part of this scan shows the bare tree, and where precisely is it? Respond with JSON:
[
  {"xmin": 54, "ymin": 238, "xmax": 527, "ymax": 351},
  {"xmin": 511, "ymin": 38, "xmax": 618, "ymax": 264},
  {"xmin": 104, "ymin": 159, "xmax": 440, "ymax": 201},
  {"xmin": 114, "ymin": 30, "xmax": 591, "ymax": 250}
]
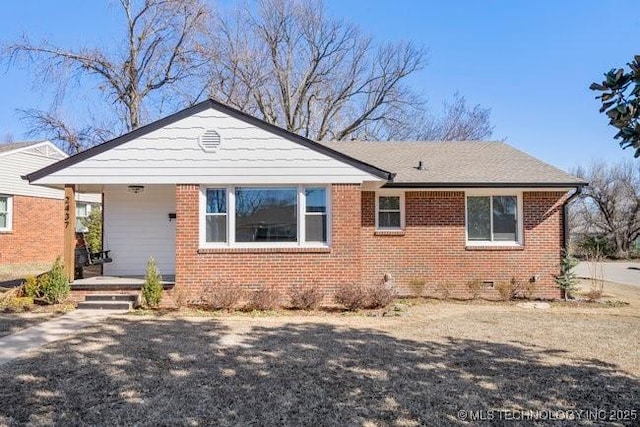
[
  {"xmin": 206, "ymin": 0, "xmax": 428, "ymax": 141},
  {"xmin": 571, "ymin": 160, "xmax": 640, "ymax": 257},
  {"xmin": 3, "ymin": 0, "xmax": 210, "ymax": 153},
  {"xmin": 384, "ymin": 93, "xmax": 494, "ymax": 141}
]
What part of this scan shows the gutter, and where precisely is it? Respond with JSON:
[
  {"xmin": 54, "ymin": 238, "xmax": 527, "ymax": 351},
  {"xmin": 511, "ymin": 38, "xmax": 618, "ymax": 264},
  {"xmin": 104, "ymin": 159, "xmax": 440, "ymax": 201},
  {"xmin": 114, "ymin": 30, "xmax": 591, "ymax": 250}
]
[{"xmin": 562, "ymin": 185, "xmax": 585, "ymax": 251}]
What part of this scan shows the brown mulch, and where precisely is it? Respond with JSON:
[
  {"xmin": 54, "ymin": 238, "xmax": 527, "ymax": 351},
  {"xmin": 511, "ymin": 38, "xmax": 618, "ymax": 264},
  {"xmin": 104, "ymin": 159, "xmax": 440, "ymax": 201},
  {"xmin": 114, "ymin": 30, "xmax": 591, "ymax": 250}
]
[{"xmin": 0, "ymin": 282, "xmax": 638, "ymax": 426}]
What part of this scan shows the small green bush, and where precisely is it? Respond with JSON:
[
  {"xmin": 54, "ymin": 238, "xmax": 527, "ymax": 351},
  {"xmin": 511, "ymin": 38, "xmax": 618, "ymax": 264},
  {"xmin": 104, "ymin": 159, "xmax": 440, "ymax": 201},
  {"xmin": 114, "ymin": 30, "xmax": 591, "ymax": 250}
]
[
  {"xmin": 555, "ymin": 253, "xmax": 579, "ymax": 300},
  {"xmin": 142, "ymin": 257, "xmax": 163, "ymax": 307},
  {"xmin": 39, "ymin": 258, "xmax": 70, "ymax": 304},
  {"xmin": 23, "ymin": 275, "xmax": 40, "ymax": 298}
]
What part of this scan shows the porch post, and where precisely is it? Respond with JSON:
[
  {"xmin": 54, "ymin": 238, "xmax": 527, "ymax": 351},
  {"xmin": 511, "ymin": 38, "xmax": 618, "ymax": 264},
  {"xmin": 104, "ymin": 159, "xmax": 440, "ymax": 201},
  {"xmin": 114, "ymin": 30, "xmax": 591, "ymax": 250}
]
[{"xmin": 64, "ymin": 184, "xmax": 76, "ymax": 281}]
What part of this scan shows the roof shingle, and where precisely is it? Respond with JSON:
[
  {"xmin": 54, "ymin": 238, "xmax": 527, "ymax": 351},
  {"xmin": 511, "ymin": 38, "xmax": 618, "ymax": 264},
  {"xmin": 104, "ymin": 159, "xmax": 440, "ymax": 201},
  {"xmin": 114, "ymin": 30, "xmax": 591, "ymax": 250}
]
[{"xmin": 318, "ymin": 141, "xmax": 585, "ymax": 187}]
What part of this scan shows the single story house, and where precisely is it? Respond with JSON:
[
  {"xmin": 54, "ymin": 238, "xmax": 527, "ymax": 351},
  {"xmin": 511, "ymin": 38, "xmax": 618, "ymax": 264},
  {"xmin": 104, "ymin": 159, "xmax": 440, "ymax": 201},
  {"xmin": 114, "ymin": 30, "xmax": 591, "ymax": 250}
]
[
  {"xmin": 0, "ymin": 140, "xmax": 100, "ymax": 265},
  {"xmin": 26, "ymin": 99, "xmax": 586, "ymax": 300}
]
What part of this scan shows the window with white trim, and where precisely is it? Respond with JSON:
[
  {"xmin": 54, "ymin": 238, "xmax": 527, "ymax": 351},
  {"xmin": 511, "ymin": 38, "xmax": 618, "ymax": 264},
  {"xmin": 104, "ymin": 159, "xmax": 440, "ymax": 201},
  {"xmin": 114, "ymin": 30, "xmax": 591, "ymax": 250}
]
[
  {"xmin": 305, "ymin": 187, "xmax": 328, "ymax": 242},
  {"xmin": 201, "ymin": 186, "xmax": 330, "ymax": 247},
  {"xmin": 0, "ymin": 195, "xmax": 12, "ymax": 232},
  {"xmin": 375, "ymin": 193, "xmax": 404, "ymax": 230},
  {"xmin": 466, "ymin": 194, "xmax": 521, "ymax": 244},
  {"xmin": 205, "ymin": 189, "xmax": 227, "ymax": 243}
]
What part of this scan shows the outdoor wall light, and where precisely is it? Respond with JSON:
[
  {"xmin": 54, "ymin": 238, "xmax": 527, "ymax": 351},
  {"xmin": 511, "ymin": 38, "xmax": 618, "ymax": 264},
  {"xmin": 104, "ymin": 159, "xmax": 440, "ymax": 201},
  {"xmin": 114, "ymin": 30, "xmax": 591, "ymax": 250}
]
[
  {"xmin": 168, "ymin": 213, "xmax": 176, "ymax": 221},
  {"xmin": 127, "ymin": 185, "xmax": 145, "ymax": 194}
]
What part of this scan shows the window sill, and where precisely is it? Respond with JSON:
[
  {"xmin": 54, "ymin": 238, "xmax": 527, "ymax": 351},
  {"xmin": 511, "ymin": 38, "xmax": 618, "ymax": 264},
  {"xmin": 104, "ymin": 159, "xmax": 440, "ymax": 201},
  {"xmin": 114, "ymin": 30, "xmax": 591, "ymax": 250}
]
[
  {"xmin": 0, "ymin": 230, "xmax": 13, "ymax": 234},
  {"xmin": 374, "ymin": 229, "xmax": 406, "ymax": 236},
  {"xmin": 198, "ymin": 246, "xmax": 332, "ymax": 254},
  {"xmin": 465, "ymin": 244, "xmax": 524, "ymax": 251}
]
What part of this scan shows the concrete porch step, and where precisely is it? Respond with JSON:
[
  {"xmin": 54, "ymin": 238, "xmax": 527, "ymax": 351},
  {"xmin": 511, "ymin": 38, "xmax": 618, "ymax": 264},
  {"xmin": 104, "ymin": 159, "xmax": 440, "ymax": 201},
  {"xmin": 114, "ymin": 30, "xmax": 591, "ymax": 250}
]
[
  {"xmin": 77, "ymin": 301, "xmax": 132, "ymax": 310},
  {"xmin": 84, "ymin": 294, "xmax": 137, "ymax": 302}
]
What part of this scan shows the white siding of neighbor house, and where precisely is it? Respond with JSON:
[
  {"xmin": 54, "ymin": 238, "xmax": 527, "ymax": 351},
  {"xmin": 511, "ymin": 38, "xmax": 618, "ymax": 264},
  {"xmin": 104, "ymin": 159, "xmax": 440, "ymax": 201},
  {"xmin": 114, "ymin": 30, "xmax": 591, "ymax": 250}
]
[
  {"xmin": 103, "ymin": 185, "xmax": 176, "ymax": 276},
  {"xmin": 0, "ymin": 144, "xmax": 67, "ymax": 199},
  {"xmin": 33, "ymin": 108, "xmax": 383, "ymax": 185},
  {"xmin": 0, "ymin": 142, "xmax": 101, "ymax": 203}
]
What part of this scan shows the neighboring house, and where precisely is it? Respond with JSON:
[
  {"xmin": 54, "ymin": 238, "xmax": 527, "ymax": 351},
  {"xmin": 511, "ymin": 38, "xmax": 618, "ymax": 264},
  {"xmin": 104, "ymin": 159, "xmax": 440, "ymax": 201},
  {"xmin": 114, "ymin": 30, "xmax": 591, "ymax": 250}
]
[
  {"xmin": 26, "ymin": 100, "xmax": 586, "ymax": 300},
  {"xmin": 0, "ymin": 141, "xmax": 100, "ymax": 265}
]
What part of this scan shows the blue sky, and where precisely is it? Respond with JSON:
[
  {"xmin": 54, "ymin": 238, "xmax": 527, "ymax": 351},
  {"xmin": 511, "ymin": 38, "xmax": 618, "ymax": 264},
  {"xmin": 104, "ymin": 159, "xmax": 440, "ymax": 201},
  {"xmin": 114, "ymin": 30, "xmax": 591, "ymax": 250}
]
[{"xmin": 0, "ymin": 1, "xmax": 638, "ymax": 171}]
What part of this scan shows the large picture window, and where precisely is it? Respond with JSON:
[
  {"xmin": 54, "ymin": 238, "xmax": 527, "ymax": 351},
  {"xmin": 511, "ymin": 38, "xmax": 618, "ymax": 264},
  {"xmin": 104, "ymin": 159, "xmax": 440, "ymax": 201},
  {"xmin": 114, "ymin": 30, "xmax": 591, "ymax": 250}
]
[
  {"xmin": 235, "ymin": 187, "xmax": 297, "ymax": 242},
  {"xmin": 0, "ymin": 195, "xmax": 12, "ymax": 232},
  {"xmin": 201, "ymin": 186, "xmax": 329, "ymax": 247},
  {"xmin": 467, "ymin": 194, "xmax": 520, "ymax": 244}
]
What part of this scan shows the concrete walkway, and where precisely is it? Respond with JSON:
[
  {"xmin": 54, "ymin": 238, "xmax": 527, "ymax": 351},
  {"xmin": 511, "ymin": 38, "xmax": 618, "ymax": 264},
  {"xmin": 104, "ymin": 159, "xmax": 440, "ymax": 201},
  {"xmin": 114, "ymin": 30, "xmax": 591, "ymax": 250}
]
[{"xmin": 0, "ymin": 310, "xmax": 122, "ymax": 366}]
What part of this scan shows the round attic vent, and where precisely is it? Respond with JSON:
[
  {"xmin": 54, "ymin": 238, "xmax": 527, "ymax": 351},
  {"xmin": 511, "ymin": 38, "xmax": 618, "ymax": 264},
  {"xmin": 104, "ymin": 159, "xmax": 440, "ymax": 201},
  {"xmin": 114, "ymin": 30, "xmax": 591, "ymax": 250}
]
[{"xmin": 199, "ymin": 129, "xmax": 222, "ymax": 152}]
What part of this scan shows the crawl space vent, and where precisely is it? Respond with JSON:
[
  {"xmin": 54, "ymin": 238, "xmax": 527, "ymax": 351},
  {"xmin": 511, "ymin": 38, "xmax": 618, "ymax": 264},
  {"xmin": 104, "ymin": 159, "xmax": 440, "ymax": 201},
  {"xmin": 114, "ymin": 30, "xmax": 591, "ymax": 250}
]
[{"xmin": 199, "ymin": 129, "xmax": 222, "ymax": 152}]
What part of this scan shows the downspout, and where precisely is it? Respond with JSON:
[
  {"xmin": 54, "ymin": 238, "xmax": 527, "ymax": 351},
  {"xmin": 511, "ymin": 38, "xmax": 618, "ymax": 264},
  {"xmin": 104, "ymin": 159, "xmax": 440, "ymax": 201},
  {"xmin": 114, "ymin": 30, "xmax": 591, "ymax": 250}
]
[{"xmin": 562, "ymin": 186, "xmax": 584, "ymax": 252}]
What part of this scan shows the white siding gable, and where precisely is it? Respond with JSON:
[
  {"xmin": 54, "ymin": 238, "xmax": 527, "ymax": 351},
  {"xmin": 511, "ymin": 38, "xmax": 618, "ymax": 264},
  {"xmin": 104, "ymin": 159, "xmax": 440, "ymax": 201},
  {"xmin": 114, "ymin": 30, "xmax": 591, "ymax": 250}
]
[{"xmin": 33, "ymin": 108, "xmax": 384, "ymax": 185}]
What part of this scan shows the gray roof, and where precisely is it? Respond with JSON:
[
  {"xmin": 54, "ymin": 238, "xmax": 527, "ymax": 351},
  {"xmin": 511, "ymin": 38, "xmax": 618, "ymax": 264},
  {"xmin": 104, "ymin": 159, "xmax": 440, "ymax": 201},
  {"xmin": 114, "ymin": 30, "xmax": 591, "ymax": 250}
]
[
  {"xmin": 0, "ymin": 141, "xmax": 43, "ymax": 154},
  {"xmin": 318, "ymin": 141, "xmax": 585, "ymax": 187}
]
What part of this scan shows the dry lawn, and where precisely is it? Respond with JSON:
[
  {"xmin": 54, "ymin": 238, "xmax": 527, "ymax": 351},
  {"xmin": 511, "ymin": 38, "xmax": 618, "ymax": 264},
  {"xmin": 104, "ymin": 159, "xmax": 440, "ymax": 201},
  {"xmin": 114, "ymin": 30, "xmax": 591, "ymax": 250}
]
[
  {"xmin": 0, "ymin": 282, "xmax": 638, "ymax": 426},
  {"xmin": 0, "ymin": 312, "xmax": 62, "ymax": 339}
]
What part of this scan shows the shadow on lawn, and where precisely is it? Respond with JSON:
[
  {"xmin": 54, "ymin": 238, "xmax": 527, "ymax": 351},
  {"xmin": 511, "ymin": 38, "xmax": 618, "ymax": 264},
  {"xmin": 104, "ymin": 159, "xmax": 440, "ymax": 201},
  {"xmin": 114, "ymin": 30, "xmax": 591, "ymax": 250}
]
[{"xmin": 0, "ymin": 319, "xmax": 638, "ymax": 426}]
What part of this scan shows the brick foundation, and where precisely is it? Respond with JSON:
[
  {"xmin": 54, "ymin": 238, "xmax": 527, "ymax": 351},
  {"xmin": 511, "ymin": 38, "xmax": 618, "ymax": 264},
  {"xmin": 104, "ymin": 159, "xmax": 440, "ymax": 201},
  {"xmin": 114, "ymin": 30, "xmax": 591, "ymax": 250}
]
[
  {"xmin": 173, "ymin": 185, "xmax": 567, "ymax": 302},
  {"xmin": 0, "ymin": 195, "xmax": 64, "ymax": 264}
]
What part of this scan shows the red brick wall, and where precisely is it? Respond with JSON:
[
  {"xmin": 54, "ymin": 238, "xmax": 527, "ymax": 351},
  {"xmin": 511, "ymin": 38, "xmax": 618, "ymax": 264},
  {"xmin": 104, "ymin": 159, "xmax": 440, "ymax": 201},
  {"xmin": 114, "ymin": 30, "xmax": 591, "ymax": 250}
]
[
  {"xmin": 175, "ymin": 184, "xmax": 362, "ymax": 301},
  {"xmin": 173, "ymin": 186, "xmax": 567, "ymax": 302},
  {"xmin": 361, "ymin": 191, "xmax": 566, "ymax": 299},
  {"xmin": 0, "ymin": 195, "xmax": 64, "ymax": 264}
]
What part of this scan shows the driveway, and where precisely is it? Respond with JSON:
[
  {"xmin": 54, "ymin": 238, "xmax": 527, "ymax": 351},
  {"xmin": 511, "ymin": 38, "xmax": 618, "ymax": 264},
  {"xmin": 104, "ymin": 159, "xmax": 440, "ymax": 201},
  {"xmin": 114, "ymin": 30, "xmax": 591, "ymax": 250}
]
[{"xmin": 576, "ymin": 261, "xmax": 640, "ymax": 287}]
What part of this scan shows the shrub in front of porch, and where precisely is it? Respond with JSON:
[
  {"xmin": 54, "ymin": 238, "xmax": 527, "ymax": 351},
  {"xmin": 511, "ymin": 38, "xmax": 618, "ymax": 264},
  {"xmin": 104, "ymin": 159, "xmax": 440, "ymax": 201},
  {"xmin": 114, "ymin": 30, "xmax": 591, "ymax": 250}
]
[
  {"xmin": 142, "ymin": 257, "xmax": 163, "ymax": 307},
  {"xmin": 39, "ymin": 258, "xmax": 70, "ymax": 304}
]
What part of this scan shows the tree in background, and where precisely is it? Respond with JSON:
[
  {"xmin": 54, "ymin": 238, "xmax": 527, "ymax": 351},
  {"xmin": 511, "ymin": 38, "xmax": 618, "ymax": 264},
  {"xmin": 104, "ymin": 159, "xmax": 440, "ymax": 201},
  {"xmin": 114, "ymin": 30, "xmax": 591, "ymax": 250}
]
[
  {"xmin": 85, "ymin": 208, "xmax": 103, "ymax": 254},
  {"xmin": 3, "ymin": 0, "xmax": 493, "ymax": 150},
  {"xmin": 590, "ymin": 55, "xmax": 640, "ymax": 158},
  {"xmin": 3, "ymin": 0, "xmax": 211, "ymax": 153},
  {"xmin": 571, "ymin": 160, "xmax": 640, "ymax": 258},
  {"xmin": 204, "ymin": 0, "xmax": 493, "ymax": 142}
]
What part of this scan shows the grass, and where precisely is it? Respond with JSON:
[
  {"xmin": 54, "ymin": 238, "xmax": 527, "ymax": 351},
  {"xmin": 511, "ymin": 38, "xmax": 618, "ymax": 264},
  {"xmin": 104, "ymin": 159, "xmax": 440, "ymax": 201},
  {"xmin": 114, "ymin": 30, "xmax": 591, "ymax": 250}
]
[
  {"xmin": 0, "ymin": 282, "xmax": 637, "ymax": 425},
  {"xmin": 0, "ymin": 262, "xmax": 50, "ymax": 283}
]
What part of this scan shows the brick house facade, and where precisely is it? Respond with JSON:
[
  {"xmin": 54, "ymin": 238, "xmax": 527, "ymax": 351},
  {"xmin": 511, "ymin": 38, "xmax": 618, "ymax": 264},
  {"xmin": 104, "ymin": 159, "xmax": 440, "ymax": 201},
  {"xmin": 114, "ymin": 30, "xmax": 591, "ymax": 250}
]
[
  {"xmin": 173, "ymin": 185, "xmax": 567, "ymax": 301},
  {"xmin": 0, "ymin": 195, "xmax": 64, "ymax": 264},
  {"xmin": 26, "ymin": 99, "xmax": 585, "ymax": 302}
]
